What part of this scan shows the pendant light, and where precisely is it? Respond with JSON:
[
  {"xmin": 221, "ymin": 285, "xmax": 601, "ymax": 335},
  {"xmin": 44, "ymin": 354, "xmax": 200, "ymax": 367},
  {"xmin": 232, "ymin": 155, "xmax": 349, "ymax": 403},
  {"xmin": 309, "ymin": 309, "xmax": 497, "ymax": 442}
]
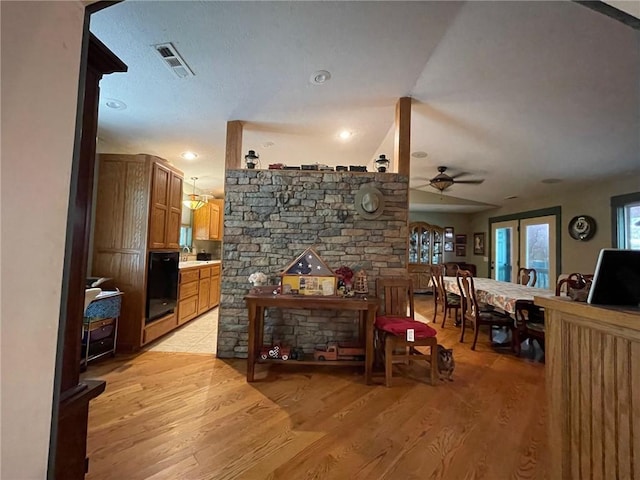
[{"xmin": 183, "ymin": 177, "xmax": 207, "ymax": 210}]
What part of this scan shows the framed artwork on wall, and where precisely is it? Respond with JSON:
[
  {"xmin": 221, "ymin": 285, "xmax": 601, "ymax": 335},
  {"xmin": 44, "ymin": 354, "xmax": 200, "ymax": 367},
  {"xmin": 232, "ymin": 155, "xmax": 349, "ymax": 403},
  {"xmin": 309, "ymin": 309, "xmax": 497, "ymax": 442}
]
[
  {"xmin": 456, "ymin": 244, "xmax": 466, "ymax": 256},
  {"xmin": 455, "ymin": 234, "xmax": 467, "ymax": 245},
  {"xmin": 444, "ymin": 227, "xmax": 454, "ymax": 240},
  {"xmin": 444, "ymin": 241, "xmax": 454, "ymax": 252},
  {"xmin": 473, "ymin": 232, "xmax": 485, "ymax": 255}
]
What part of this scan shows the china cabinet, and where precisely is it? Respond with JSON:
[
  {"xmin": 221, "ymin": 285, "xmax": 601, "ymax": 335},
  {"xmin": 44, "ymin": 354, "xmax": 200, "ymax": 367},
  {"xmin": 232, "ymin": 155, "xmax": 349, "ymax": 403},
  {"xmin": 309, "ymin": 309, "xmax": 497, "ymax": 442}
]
[{"xmin": 408, "ymin": 222, "xmax": 444, "ymax": 292}]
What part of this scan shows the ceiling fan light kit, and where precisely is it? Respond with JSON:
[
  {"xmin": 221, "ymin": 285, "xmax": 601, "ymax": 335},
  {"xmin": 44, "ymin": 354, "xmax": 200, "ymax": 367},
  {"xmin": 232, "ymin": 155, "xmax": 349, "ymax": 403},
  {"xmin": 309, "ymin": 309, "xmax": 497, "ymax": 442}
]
[{"xmin": 428, "ymin": 166, "xmax": 484, "ymax": 192}]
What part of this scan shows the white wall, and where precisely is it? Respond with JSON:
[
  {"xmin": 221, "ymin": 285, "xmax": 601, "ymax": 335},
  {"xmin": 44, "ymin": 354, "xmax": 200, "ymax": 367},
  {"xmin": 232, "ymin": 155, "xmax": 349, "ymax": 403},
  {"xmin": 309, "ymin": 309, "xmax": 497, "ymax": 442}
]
[{"xmin": 1, "ymin": 1, "xmax": 86, "ymax": 478}]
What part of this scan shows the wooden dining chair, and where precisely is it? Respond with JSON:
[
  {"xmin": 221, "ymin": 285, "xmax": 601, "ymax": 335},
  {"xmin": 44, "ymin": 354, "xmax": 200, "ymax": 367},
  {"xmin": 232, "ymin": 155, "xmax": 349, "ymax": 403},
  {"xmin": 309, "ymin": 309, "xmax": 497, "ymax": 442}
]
[
  {"xmin": 374, "ymin": 277, "xmax": 438, "ymax": 387},
  {"xmin": 456, "ymin": 270, "xmax": 513, "ymax": 351},
  {"xmin": 513, "ymin": 299, "xmax": 545, "ymax": 357},
  {"xmin": 517, "ymin": 267, "xmax": 537, "ymax": 287},
  {"xmin": 431, "ymin": 265, "xmax": 461, "ymax": 327},
  {"xmin": 555, "ymin": 273, "xmax": 593, "ymax": 296}
]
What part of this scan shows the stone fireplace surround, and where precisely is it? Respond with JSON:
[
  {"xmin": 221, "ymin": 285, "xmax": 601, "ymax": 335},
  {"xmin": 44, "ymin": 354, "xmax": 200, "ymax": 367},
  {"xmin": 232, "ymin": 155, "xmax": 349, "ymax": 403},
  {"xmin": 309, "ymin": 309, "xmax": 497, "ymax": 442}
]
[{"xmin": 217, "ymin": 169, "xmax": 409, "ymax": 358}]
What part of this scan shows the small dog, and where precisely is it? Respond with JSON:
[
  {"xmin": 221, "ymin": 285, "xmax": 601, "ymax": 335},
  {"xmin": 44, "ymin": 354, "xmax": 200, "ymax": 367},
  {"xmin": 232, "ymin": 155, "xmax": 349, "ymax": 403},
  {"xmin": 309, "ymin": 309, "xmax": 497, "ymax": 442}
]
[{"xmin": 437, "ymin": 344, "xmax": 455, "ymax": 381}]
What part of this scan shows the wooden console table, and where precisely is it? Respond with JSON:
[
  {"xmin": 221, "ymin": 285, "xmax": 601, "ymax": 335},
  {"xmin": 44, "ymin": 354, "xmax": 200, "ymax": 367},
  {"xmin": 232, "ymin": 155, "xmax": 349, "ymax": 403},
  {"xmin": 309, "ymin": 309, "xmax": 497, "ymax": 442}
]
[
  {"xmin": 244, "ymin": 293, "xmax": 378, "ymax": 384},
  {"xmin": 535, "ymin": 296, "xmax": 640, "ymax": 479}
]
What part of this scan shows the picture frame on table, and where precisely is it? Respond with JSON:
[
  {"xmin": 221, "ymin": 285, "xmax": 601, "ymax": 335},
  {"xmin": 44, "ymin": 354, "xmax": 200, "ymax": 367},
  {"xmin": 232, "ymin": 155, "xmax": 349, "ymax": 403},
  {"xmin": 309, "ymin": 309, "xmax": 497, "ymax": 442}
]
[
  {"xmin": 473, "ymin": 232, "xmax": 485, "ymax": 255},
  {"xmin": 455, "ymin": 234, "xmax": 467, "ymax": 245},
  {"xmin": 456, "ymin": 244, "xmax": 466, "ymax": 257},
  {"xmin": 444, "ymin": 241, "xmax": 454, "ymax": 252},
  {"xmin": 444, "ymin": 227, "xmax": 454, "ymax": 240}
]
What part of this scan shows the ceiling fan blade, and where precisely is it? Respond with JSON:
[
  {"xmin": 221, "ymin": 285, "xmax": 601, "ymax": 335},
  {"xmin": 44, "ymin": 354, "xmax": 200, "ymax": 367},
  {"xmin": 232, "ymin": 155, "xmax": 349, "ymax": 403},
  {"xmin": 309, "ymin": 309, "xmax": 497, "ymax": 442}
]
[
  {"xmin": 453, "ymin": 179, "xmax": 485, "ymax": 185},
  {"xmin": 449, "ymin": 172, "xmax": 469, "ymax": 180}
]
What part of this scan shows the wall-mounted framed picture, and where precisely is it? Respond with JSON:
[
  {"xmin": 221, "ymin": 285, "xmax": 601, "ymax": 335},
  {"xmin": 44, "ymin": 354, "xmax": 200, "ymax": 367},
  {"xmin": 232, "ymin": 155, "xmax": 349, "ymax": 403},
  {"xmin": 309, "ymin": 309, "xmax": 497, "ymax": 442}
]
[
  {"xmin": 455, "ymin": 234, "xmax": 467, "ymax": 245},
  {"xmin": 444, "ymin": 227, "xmax": 454, "ymax": 240},
  {"xmin": 444, "ymin": 241, "xmax": 454, "ymax": 252},
  {"xmin": 473, "ymin": 232, "xmax": 485, "ymax": 255},
  {"xmin": 456, "ymin": 244, "xmax": 466, "ymax": 256}
]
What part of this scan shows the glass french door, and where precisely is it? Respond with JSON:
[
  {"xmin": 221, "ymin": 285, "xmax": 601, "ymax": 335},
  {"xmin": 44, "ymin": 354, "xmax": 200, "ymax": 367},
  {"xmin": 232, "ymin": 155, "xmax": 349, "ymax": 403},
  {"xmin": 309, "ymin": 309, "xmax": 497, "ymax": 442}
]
[
  {"xmin": 491, "ymin": 215, "xmax": 556, "ymax": 289},
  {"xmin": 519, "ymin": 216, "xmax": 556, "ymax": 290},
  {"xmin": 491, "ymin": 220, "xmax": 518, "ymax": 282}
]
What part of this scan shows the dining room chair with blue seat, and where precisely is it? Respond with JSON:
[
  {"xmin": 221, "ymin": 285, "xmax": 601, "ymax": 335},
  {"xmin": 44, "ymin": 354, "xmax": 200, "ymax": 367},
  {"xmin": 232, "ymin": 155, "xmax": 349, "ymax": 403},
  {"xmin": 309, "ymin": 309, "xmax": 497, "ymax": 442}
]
[
  {"xmin": 374, "ymin": 277, "xmax": 438, "ymax": 387},
  {"xmin": 456, "ymin": 269, "xmax": 514, "ymax": 351}
]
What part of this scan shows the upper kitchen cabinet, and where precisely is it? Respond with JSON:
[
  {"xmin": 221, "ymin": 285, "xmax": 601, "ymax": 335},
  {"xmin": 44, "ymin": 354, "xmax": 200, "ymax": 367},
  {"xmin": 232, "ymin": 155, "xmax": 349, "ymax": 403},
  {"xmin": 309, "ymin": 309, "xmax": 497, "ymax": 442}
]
[
  {"xmin": 149, "ymin": 162, "xmax": 183, "ymax": 249},
  {"xmin": 194, "ymin": 199, "xmax": 224, "ymax": 241}
]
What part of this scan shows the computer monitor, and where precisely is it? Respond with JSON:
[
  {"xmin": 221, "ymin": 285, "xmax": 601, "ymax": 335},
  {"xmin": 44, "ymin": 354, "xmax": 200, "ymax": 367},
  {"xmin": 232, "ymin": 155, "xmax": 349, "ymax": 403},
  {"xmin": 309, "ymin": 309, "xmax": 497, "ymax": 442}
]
[{"xmin": 587, "ymin": 249, "xmax": 640, "ymax": 307}]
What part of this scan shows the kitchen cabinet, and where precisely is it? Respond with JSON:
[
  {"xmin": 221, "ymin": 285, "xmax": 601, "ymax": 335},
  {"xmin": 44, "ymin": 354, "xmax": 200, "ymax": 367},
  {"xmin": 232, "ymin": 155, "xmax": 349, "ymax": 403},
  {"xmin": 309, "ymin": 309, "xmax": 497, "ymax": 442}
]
[
  {"xmin": 178, "ymin": 269, "xmax": 200, "ymax": 325},
  {"xmin": 193, "ymin": 199, "xmax": 224, "ymax": 241},
  {"xmin": 209, "ymin": 263, "xmax": 221, "ymax": 307},
  {"xmin": 149, "ymin": 162, "xmax": 183, "ymax": 249},
  {"xmin": 92, "ymin": 153, "xmax": 184, "ymax": 352},
  {"xmin": 178, "ymin": 262, "xmax": 221, "ymax": 326},
  {"xmin": 198, "ymin": 266, "xmax": 212, "ymax": 314},
  {"xmin": 408, "ymin": 222, "xmax": 444, "ymax": 293}
]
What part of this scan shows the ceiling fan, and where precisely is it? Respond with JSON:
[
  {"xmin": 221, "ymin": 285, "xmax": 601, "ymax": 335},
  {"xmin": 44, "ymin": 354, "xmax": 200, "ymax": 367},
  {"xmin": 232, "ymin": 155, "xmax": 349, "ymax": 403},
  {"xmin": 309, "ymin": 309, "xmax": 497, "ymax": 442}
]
[{"xmin": 415, "ymin": 166, "xmax": 485, "ymax": 192}]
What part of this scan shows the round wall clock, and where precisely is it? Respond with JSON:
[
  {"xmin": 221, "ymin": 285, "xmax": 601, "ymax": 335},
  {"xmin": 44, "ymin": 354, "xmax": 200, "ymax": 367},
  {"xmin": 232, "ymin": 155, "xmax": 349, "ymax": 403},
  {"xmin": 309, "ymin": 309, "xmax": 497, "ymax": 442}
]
[{"xmin": 568, "ymin": 215, "xmax": 596, "ymax": 241}]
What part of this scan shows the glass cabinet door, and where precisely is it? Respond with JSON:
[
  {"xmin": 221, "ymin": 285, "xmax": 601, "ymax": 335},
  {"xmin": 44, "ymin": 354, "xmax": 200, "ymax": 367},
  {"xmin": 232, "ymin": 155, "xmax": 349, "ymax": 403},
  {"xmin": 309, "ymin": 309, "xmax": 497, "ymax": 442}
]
[
  {"xmin": 432, "ymin": 229, "xmax": 442, "ymax": 264},
  {"xmin": 408, "ymin": 222, "xmax": 444, "ymax": 266},
  {"xmin": 420, "ymin": 227, "xmax": 430, "ymax": 264},
  {"xmin": 409, "ymin": 227, "xmax": 419, "ymax": 264}
]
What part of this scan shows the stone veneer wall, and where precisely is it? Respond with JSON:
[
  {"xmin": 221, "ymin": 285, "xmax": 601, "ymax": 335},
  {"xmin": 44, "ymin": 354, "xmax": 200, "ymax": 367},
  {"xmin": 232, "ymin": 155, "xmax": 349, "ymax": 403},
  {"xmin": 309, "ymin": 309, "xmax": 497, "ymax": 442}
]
[{"xmin": 217, "ymin": 170, "xmax": 409, "ymax": 358}]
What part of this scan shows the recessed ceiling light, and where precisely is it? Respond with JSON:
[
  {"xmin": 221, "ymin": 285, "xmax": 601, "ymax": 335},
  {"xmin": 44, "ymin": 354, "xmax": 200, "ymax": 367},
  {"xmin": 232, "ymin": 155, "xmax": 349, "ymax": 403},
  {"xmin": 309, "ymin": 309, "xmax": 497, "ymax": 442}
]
[
  {"xmin": 541, "ymin": 178, "xmax": 563, "ymax": 184},
  {"xmin": 105, "ymin": 98, "xmax": 127, "ymax": 110},
  {"xmin": 411, "ymin": 151, "xmax": 428, "ymax": 158},
  {"xmin": 180, "ymin": 151, "xmax": 198, "ymax": 160},
  {"xmin": 339, "ymin": 130, "xmax": 352, "ymax": 140},
  {"xmin": 310, "ymin": 70, "xmax": 331, "ymax": 85}
]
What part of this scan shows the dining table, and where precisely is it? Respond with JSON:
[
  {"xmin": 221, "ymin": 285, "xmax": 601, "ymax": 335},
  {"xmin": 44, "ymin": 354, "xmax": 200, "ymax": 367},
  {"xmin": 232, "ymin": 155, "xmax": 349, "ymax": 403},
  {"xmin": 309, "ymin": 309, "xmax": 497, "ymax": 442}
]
[{"xmin": 442, "ymin": 276, "xmax": 555, "ymax": 315}]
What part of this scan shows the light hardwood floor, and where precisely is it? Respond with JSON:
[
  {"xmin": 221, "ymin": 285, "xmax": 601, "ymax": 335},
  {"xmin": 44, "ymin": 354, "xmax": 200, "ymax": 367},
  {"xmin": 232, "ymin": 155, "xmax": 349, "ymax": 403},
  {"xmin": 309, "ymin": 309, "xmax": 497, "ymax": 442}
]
[{"xmin": 84, "ymin": 295, "xmax": 548, "ymax": 480}]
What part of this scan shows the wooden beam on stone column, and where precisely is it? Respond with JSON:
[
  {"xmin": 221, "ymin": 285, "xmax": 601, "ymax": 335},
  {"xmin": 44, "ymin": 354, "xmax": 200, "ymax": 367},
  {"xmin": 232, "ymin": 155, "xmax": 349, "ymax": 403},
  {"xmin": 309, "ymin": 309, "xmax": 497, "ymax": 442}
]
[
  {"xmin": 394, "ymin": 97, "xmax": 411, "ymax": 177},
  {"xmin": 225, "ymin": 120, "xmax": 243, "ymax": 170}
]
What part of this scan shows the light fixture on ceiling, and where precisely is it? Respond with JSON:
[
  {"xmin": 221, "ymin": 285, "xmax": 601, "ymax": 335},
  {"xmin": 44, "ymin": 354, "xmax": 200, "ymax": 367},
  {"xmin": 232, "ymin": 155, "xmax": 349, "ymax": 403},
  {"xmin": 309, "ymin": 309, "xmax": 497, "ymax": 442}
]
[
  {"xmin": 180, "ymin": 151, "xmax": 198, "ymax": 160},
  {"xmin": 310, "ymin": 70, "xmax": 331, "ymax": 85},
  {"xmin": 105, "ymin": 98, "xmax": 127, "ymax": 110},
  {"xmin": 374, "ymin": 154, "xmax": 390, "ymax": 172},
  {"xmin": 429, "ymin": 170, "xmax": 455, "ymax": 192},
  {"xmin": 183, "ymin": 177, "xmax": 207, "ymax": 210},
  {"xmin": 339, "ymin": 130, "xmax": 352, "ymax": 140},
  {"xmin": 245, "ymin": 150, "xmax": 260, "ymax": 169}
]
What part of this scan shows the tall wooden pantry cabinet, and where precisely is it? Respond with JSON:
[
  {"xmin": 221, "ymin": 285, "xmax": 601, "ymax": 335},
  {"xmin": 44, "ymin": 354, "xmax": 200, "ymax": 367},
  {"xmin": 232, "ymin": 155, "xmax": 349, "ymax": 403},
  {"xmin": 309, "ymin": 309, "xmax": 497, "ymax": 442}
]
[{"xmin": 92, "ymin": 153, "xmax": 183, "ymax": 351}]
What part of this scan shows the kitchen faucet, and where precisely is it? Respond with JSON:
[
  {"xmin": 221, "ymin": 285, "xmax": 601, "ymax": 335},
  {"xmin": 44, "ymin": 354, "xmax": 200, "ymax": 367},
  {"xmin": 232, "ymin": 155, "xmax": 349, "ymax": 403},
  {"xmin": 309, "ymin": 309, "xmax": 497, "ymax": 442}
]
[{"xmin": 181, "ymin": 246, "xmax": 190, "ymax": 262}]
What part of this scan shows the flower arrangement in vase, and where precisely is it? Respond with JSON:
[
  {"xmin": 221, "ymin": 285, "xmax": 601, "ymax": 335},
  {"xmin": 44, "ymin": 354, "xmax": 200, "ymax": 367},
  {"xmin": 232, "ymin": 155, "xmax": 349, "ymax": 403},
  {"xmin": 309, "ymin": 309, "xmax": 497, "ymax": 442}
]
[{"xmin": 248, "ymin": 272, "xmax": 268, "ymax": 286}]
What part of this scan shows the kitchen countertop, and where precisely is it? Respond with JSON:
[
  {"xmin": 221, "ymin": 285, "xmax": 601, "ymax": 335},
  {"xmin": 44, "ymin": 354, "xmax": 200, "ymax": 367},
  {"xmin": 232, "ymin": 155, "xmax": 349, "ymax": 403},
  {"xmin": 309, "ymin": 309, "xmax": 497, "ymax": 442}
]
[{"xmin": 178, "ymin": 260, "xmax": 222, "ymax": 269}]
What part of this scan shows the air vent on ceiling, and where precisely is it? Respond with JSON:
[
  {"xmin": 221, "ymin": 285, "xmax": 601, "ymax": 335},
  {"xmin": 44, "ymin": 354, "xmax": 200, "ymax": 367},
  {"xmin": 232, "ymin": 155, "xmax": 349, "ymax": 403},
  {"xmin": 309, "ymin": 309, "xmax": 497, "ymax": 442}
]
[{"xmin": 152, "ymin": 42, "xmax": 194, "ymax": 78}]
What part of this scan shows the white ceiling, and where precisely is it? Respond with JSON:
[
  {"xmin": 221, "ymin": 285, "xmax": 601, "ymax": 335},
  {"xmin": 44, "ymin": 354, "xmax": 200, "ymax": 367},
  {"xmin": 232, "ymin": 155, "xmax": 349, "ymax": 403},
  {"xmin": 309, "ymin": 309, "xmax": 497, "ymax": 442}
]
[{"xmin": 90, "ymin": 1, "xmax": 639, "ymax": 213}]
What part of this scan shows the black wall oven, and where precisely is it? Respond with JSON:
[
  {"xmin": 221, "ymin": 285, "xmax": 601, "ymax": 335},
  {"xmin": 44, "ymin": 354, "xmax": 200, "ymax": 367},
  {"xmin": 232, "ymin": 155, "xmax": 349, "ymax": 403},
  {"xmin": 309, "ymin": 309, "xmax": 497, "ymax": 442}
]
[{"xmin": 146, "ymin": 251, "xmax": 179, "ymax": 323}]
